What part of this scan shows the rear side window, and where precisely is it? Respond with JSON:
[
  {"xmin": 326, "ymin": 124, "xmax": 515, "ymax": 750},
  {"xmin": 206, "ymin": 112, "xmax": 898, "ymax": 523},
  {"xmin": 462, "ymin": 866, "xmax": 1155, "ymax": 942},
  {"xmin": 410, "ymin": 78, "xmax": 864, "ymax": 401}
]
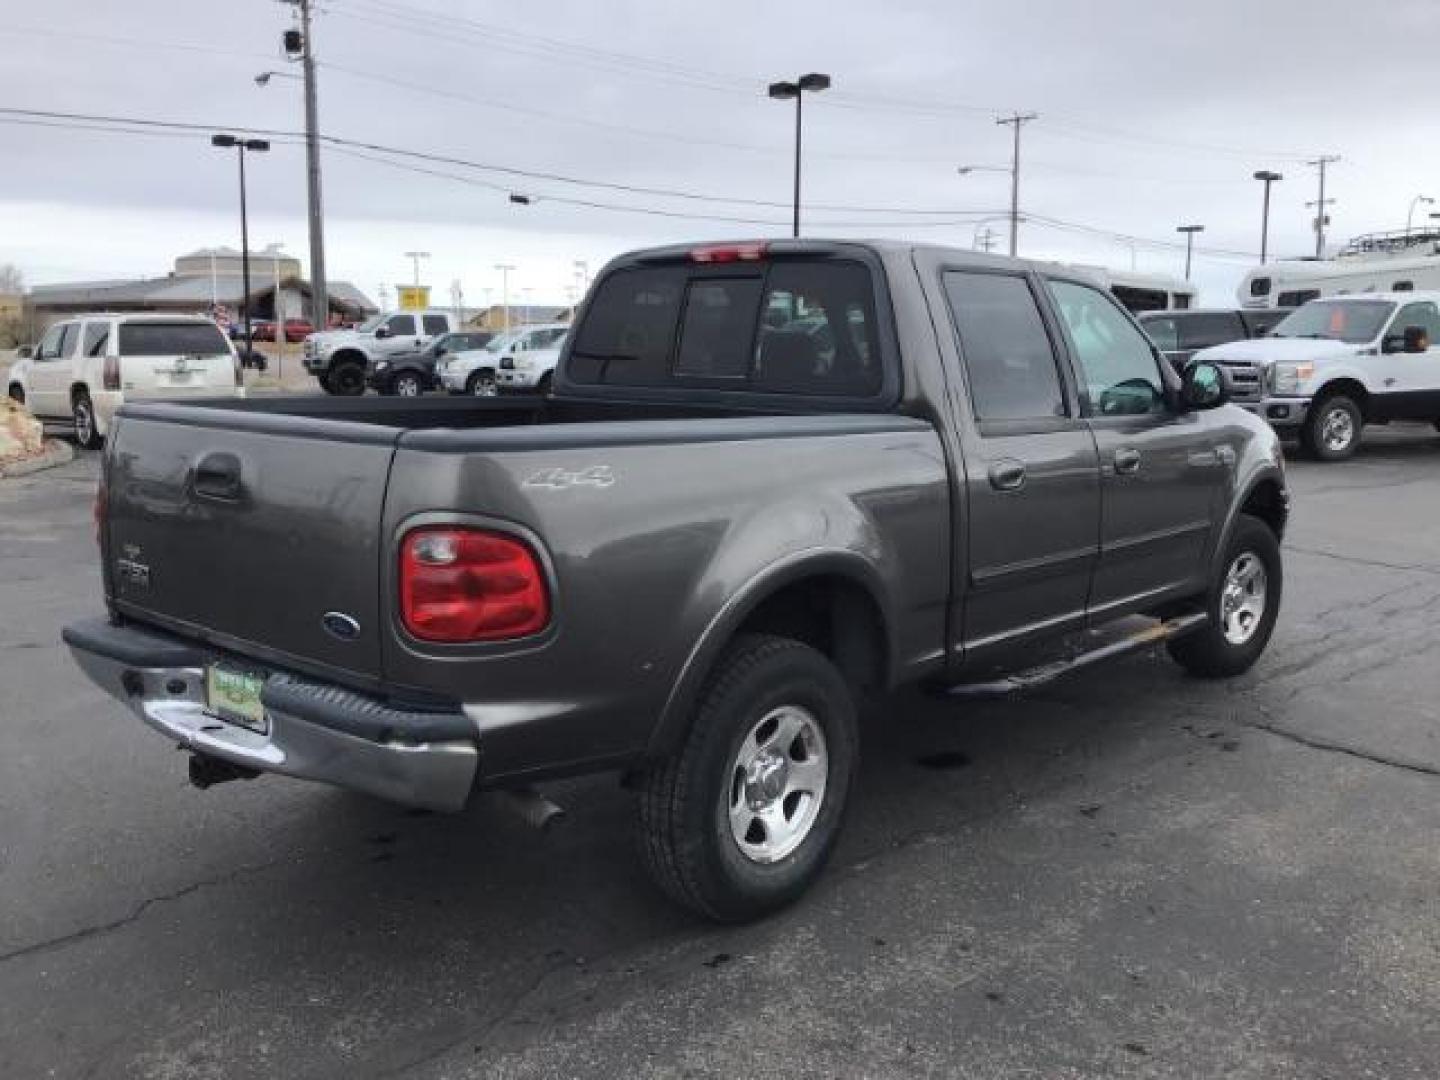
[
  {"xmin": 55, "ymin": 323, "xmax": 79, "ymax": 359},
  {"xmin": 83, "ymin": 322, "xmax": 109, "ymax": 357},
  {"xmin": 1179, "ymin": 312, "xmax": 1244, "ymax": 351},
  {"xmin": 117, "ymin": 322, "xmax": 230, "ymax": 357},
  {"xmin": 569, "ymin": 259, "xmax": 882, "ymax": 396},
  {"xmin": 943, "ymin": 271, "xmax": 1066, "ymax": 422},
  {"xmin": 422, "ymin": 314, "xmax": 449, "ymax": 335},
  {"xmin": 383, "ymin": 314, "xmax": 415, "ymax": 336}
]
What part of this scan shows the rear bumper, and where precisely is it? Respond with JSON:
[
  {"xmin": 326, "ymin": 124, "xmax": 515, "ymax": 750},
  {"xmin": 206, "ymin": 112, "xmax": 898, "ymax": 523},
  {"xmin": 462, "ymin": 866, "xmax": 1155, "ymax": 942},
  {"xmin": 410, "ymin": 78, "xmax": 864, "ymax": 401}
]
[{"xmin": 63, "ymin": 617, "xmax": 478, "ymax": 812}]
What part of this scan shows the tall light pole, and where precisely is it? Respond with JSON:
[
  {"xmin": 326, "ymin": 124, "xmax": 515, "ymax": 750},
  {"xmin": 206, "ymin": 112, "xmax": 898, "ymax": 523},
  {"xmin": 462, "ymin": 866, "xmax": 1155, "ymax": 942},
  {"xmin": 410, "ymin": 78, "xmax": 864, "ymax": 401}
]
[
  {"xmin": 767, "ymin": 73, "xmax": 831, "ymax": 238},
  {"xmin": 573, "ymin": 259, "xmax": 589, "ymax": 293},
  {"xmin": 1176, "ymin": 224, "xmax": 1204, "ymax": 281},
  {"xmin": 494, "ymin": 264, "xmax": 515, "ymax": 332},
  {"xmin": 1306, "ymin": 155, "xmax": 1339, "ymax": 258},
  {"xmin": 996, "ymin": 112, "xmax": 1038, "ymax": 257},
  {"xmin": 403, "ymin": 251, "xmax": 430, "ymax": 288},
  {"xmin": 211, "ymin": 134, "xmax": 270, "ymax": 361},
  {"xmin": 278, "ymin": 1, "xmax": 327, "ymax": 332},
  {"xmin": 1407, "ymin": 195, "xmax": 1434, "ymax": 234},
  {"xmin": 1253, "ymin": 170, "xmax": 1283, "ymax": 265}
]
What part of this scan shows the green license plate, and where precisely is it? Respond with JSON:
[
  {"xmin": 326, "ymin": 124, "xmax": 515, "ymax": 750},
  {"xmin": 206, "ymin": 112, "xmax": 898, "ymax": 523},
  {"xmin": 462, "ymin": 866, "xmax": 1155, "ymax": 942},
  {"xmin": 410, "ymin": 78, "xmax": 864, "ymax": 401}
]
[{"xmin": 206, "ymin": 664, "xmax": 268, "ymax": 733}]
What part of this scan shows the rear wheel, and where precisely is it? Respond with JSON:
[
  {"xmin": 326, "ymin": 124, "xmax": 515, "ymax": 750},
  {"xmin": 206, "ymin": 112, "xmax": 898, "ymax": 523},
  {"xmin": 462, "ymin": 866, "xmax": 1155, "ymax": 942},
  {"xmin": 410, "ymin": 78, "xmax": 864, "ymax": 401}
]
[
  {"xmin": 1301, "ymin": 393, "xmax": 1362, "ymax": 461},
  {"xmin": 7, "ymin": 384, "xmax": 22, "ymax": 405},
  {"xmin": 392, "ymin": 371, "xmax": 423, "ymax": 397},
  {"xmin": 329, "ymin": 362, "xmax": 366, "ymax": 397},
  {"xmin": 467, "ymin": 370, "xmax": 498, "ymax": 397},
  {"xmin": 72, "ymin": 390, "xmax": 102, "ymax": 451},
  {"xmin": 1167, "ymin": 515, "xmax": 1282, "ymax": 678},
  {"xmin": 637, "ymin": 634, "xmax": 858, "ymax": 922}
]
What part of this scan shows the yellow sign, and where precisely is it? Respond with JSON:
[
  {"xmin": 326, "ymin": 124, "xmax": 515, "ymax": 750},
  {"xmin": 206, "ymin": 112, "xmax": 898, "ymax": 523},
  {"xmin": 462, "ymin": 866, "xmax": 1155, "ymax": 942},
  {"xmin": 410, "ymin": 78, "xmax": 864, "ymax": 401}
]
[{"xmin": 396, "ymin": 285, "xmax": 431, "ymax": 311}]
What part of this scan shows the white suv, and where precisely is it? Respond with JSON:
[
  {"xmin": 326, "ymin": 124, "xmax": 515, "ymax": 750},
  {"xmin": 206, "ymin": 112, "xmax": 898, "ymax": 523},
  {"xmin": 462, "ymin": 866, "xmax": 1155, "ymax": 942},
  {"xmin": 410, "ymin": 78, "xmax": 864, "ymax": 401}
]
[
  {"xmin": 438, "ymin": 323, "xmax": 569, "ymax": 396},
  {"xmin": 7, "ymin": 313, "xmax": 242, "ymax": 448}
]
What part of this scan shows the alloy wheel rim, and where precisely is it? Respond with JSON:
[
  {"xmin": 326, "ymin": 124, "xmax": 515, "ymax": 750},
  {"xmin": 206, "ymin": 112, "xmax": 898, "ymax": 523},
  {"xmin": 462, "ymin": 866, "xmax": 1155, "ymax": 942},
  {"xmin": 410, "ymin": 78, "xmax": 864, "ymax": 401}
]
[
  {"xmin": 726, "ymin": 704, "xmax": 828, "ymax": 864},
  {"xmin": 397, "ymin": 376, "xmax": 420, "ymax": 396},
  {"xmin": 75, "ymin": 400, "xmax": 92, "ymax": 444},
  {"xmin": 1322, "ymin": 406, "xmax": 1354, "ymax": 451},
  {"xmin": 473, "ymin": 375, "xmax": 497, "ymax": 397},
  {"xmin": 1220, "ymin": 551, "xmax": 1267, "ymax": 645}
]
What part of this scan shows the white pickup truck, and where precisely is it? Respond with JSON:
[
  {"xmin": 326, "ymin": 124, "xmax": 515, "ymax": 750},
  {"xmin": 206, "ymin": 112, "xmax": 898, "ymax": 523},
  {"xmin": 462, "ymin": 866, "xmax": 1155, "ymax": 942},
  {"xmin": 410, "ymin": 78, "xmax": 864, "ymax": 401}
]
[
  {"xmin": 7, "ymin": 313, "xmax": 242, "ymax": 448},
  {"xmin": 1193, "ymin": 291, "xmax": 1440, "ymax": 460},
  {"xmin": 304, "ymin": 309, "xmax": 460, "ymax": 396}
]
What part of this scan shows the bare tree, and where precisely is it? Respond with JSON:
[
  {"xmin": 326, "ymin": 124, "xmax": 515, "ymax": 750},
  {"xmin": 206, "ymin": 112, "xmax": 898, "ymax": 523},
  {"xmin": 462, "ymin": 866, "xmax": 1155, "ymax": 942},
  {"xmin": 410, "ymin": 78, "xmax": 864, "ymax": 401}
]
[{"xmin": 0, "ymin": 264, "xmax": 23, "ymax": 295}]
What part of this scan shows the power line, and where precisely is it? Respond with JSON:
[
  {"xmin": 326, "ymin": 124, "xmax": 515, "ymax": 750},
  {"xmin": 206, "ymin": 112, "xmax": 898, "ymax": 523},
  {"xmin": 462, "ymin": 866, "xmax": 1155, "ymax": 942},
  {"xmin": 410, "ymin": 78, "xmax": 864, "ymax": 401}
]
[{"xmin": 0, "ymin": 24, "xmax": 276, "ymax": 62}]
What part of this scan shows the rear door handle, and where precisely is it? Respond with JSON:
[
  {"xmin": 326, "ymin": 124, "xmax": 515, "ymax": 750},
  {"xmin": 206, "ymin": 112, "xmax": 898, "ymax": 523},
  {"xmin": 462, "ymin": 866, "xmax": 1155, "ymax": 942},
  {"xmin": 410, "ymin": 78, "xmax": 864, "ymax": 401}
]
[
  {"xmin": 1113, "ymin": 447, "xmax": 1142, "ymax": 475},
  {"xmin": 988, "ymin": 459, "xmax": 1026, "ymax": 491},
  {"xmin": 192, "ymin": 451, "xmax": 243, "ymax": 501}
]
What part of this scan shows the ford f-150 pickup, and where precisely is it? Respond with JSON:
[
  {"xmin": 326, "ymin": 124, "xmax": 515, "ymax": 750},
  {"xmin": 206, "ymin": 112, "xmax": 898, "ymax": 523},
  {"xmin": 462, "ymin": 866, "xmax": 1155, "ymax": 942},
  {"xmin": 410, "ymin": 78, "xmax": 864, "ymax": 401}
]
[{"xmin": 65, "ymin": 240, "xmax": 1289, "ymax": 921}]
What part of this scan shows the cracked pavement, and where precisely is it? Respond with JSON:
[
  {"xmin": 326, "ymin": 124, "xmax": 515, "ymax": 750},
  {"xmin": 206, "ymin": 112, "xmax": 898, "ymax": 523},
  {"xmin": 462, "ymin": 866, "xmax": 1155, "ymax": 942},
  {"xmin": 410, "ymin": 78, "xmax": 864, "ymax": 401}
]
[{"xmin": 2, "ymin": 428, "xmax": 1439, "ymax": 1078}]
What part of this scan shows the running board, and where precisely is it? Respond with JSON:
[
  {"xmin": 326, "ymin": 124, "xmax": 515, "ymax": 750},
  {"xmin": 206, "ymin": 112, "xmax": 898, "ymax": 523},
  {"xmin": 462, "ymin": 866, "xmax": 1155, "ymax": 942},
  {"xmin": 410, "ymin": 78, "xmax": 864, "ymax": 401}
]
[{"xmin": 943, "ymin": 613, "xmax": 1208, "ymax": 699}]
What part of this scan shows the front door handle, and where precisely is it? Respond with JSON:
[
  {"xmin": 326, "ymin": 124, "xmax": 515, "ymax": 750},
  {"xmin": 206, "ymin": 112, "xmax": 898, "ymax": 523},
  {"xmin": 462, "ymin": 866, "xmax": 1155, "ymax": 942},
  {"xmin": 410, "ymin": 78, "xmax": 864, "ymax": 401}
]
[
  {"xmin": 988, "ymin": 459, "xmax": 1026, "ymax": 491},
  {"xmin": 1113, "ymin": 447, "xmax": 1142, "ymax": 475}
]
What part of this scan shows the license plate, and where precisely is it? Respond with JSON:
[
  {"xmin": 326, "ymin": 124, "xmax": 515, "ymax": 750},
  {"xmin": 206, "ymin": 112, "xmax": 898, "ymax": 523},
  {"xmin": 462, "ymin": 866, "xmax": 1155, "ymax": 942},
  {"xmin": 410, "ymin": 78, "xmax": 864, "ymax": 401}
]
[{"xmin": 206, "ymin": 664, "xmax": 269, "ymax": 733}]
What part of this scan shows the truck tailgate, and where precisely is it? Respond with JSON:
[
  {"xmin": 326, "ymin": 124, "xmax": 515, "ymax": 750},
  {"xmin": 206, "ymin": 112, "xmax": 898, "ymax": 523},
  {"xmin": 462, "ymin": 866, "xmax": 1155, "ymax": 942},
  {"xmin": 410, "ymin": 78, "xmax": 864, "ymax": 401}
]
[{"xmin": 105, "ymin": 413, "xmax": 398, "ymax": 684}]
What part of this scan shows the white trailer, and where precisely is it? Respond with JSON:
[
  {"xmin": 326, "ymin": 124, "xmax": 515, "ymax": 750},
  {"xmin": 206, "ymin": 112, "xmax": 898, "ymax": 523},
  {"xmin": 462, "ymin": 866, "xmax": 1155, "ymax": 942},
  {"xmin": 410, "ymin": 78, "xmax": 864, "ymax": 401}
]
[{"xmin": 1238, "ymin": 229, "xmax": 1440, "ymax": 309}]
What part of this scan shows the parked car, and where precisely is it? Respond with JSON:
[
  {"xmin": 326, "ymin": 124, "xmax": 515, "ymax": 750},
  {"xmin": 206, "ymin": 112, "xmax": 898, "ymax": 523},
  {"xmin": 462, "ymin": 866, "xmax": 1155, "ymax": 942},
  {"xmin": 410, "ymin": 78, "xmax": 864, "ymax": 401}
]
[
  {"xmin": 279, "ymin": 318, "xmax": 314, "ymax": 343},
  {"xmin": 368, "ymin": 330, "xmax": 495, "ymax": 396},
  {"xmin": 1194, "ymin": 291, "xmax": 1440, "ymax": 460},
  {"xmin": 64, "ymin": 240, "xmax": 1287, "ymax": 921},
  {"xmin": 1137, "ymin": 308, "xmax": 1293, "ymax": 370},
  {"xmin": 6, "ymin": 313, "xmax": 242, "ymax": 449},
  {"xmin": 304, "ymin": 309, "xmax": 462, "ymax": 396},
  {"xmin": 496, "ymin": 331, "xmax": 567, "ymax": 394},
  {"xmin": 438, "ymin": 323, "xmax": 569, "ymax": 396}
]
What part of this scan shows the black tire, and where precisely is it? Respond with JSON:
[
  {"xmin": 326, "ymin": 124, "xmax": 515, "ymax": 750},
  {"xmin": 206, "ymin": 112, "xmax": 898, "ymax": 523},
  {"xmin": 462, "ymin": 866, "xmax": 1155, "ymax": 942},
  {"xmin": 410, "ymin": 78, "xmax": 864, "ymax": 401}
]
[
  {"xmin": 1300, "ymin": 393, "xmax": 1362, "ymax": 461},
  {"xmin": 392, "ymin": 371, "xmax": 423, "ymax": 398},
  {"xmin": 637, "ymin": 634, "xmax": 858, "ymax": 922},
  {"xmin": 467, "ymin": 369, "xmax": 498, "ymax": 397},
  {"xmin": 7, "ymin": 384, "xmax": 22, "ymax": 405},
  {"xmin": 536, "ymin": 371, "xmax": 554, "ymax": 396},
  {"xmin": 1167, "ymin": 515, "xmax": 1282, "ymax": 679},
  {"xmin": 328, "ymin": 362, "xmax": 366, "ymax": 397},
  {"xmin": 72, "ymin": 390, "xmax": 102, "ymax": 451}
]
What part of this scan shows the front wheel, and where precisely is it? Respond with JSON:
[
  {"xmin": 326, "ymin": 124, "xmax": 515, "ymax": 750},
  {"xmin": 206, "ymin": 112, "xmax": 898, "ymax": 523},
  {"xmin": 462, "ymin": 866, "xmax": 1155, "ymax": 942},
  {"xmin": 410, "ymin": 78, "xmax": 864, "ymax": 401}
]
[
  {"xmin": 637, "ymin": 634, "xmax": 858, "ymax": 922},
  {"xmin": 1167, "ymin": 515, "xmax": 1282, "ymax": 678},
  {"xmin": 7, "ymin": 384, "xmax": 23, "ymax": 405},
  {"xmin": 72, "ymin": 391, "xmax": 102, "ymax": 451},
  {"xmin": 328, "ymin": 362, "xmax": 366, "ymax": 397},
  {"xmin": 467, "ymin": 370, "xmax": 498, "ymax": 397},
  {"xmin": 1301, "ymin": 394, "xmax": 1362, "ymax": 461},
  {"xmin": 392, "ymin": 371, "xmax": 423, "ymax": 397}
]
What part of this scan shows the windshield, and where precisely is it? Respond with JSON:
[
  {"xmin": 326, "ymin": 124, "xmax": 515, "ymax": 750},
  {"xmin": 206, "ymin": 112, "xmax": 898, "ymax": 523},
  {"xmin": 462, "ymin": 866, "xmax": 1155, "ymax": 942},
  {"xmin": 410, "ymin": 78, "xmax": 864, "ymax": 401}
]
[
  {"xmin": 1270, "ymin": 300, "xmax": 1394, "ymax": 344},
  {"xmin": 356, "ymin": 314, "xmax": 385, "ymax": 333},
  {"xmin": 483, "ymin": 330, "xmax": 523, "ymax": 353}
]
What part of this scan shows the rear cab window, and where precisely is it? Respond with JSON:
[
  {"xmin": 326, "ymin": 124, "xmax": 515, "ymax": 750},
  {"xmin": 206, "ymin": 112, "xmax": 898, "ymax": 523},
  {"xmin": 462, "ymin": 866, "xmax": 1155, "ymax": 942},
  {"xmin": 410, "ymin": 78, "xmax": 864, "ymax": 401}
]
[
  {"xmin": 567, "ymin": 249, "xmax": 888, "ymax": 402},
  {"xmin": 118, "ymin": 321, "xmax": 231, "ymax": 357}
]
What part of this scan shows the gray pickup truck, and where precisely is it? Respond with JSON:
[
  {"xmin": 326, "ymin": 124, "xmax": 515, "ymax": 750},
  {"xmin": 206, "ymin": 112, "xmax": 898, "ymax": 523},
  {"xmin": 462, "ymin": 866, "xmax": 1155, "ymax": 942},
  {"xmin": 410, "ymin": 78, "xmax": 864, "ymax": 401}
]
[{"xmin": 65, "ymin": 240, "xmax": 1288, "ymax": 921}]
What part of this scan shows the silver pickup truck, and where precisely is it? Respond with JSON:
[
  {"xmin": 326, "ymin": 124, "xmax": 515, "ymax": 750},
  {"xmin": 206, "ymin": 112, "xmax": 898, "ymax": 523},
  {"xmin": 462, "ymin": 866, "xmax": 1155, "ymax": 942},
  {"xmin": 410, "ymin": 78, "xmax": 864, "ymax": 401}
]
[{"xmin": 65, "ymin": 240, "xmax": 1288, "ymax": 921}]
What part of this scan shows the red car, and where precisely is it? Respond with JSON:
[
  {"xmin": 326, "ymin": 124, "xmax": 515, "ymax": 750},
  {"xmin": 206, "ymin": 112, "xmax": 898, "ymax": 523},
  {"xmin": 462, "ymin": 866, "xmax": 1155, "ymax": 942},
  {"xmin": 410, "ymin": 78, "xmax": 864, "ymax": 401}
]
[{"xmin": 280, "ymin": 318, "xmax": 314, "ymax": 343}]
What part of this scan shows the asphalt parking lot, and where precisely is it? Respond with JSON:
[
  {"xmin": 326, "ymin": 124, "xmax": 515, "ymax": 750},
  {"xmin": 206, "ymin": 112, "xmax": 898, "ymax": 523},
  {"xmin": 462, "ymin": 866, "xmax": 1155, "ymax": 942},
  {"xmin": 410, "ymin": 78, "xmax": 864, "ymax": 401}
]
[{"xmin": 2, "ymin": 429, "xmax": 1439, "ymax": 1079}]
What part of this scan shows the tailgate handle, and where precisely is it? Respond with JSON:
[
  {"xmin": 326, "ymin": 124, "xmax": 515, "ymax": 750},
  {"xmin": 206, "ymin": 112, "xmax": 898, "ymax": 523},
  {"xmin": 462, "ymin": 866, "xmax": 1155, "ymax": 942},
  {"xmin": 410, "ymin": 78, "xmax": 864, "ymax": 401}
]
[{"xmin": 192, "ymin": 452, "xmax": 243, "ymax": 501}]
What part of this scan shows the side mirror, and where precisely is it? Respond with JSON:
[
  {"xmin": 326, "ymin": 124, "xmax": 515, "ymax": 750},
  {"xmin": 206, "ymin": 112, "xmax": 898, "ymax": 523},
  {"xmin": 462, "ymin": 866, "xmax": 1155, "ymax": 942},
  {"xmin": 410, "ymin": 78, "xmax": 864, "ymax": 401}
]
[
  {"xmin": 1180, "ymin": 361, "xmax": 1230, "ymax": 411},
  {"xmin": 1403, "ymin": 325, "xmax": 1430, "ymax": 353},
  {"xmin": 373, "ymin": 326, "xmax": 390, "ymax": 339},
  {"xmin": 16, "ymin": 345, "xmax": 32, "ymax": 359}
]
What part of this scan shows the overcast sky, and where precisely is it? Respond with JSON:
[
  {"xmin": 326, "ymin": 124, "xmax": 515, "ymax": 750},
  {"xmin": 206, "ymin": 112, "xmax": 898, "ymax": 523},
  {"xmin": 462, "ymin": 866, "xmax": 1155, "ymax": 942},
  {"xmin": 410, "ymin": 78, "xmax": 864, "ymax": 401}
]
[{"xmin": 3, "ymin": 0, "xmax": 1437, "ymax": 308}]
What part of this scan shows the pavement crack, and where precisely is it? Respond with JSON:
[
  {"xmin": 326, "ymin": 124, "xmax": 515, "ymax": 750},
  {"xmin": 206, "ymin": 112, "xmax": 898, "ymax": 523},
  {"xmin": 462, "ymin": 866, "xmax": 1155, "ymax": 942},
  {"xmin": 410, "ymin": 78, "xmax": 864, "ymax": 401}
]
[
  {"xmin": 1242, "ymin": 709, "xmax": 1440, "ymax": 780},
  {"xmin": 1285, "ymin": 543, "xmax": 1440, "ymax": 578},
  {"xmin": 0, "ymin": 857, "xmax": 283, "ymax": 966}
]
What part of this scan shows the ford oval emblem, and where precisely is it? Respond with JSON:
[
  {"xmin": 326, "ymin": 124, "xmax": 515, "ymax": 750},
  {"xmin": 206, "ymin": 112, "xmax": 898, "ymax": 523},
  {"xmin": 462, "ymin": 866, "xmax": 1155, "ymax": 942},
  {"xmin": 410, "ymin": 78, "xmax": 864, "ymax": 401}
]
[{"xmin": 322, "ymin": 612, "xmax": 361, "ymax": 641}]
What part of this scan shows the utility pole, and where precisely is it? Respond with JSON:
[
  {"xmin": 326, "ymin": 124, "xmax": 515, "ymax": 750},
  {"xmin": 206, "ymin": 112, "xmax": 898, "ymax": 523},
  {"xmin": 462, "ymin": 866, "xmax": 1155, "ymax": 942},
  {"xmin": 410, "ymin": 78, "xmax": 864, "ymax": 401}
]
[
  {"xmin": 281, "ymin": 0, "xmax": 328, "ymax": 331},
  {"xmin": 995, "ymin": 112, "xmax": 1037, "ymax": 257},
  {"xmin": 1176, "ymin": 224, "xmax": 1204, "ymax": 281},
  {"xmin": 974, "ymin": 226, "xmax": 998, "ymax": 253},
  {"xmin": 1253, "ymin": 170, "xmax": 1283, "ymax": 265},
  {"xmin": 1307, "ymin": 155, "xmax": 1340, "ymax": 258},
  {"xmin": 494, "ymin": 264, "xmax": 515, "ymax": 332}
]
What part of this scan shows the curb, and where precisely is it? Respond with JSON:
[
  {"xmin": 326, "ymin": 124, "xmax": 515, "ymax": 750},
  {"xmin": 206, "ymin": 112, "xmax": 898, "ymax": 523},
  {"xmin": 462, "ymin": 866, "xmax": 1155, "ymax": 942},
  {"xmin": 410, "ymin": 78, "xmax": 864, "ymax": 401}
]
[{"xmin": 0, "ymin": 439, "xmax": 76, "ymax": 480}]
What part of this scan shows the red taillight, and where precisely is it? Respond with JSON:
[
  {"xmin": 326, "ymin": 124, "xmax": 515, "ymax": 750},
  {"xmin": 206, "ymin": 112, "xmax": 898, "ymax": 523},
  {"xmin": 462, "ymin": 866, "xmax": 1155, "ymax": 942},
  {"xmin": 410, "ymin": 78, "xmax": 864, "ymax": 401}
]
[
  {"xmin": 689, "ymin": 242, "xmax": 768, "ymax": 264},
  {"xmin": 102, "ymin": 355, "xmax": 120, "ymax": 391},
  {"xmin": 399, "ymin": 527, "xmax": 550, "ymax": 643}
]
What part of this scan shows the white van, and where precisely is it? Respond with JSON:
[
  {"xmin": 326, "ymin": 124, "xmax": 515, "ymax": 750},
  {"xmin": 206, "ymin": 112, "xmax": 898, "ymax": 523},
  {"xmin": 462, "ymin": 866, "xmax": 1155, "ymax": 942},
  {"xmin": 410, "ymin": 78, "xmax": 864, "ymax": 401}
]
[{"xmin": 7, "ymin": 313, "xmax": 243, "ymax": 448}]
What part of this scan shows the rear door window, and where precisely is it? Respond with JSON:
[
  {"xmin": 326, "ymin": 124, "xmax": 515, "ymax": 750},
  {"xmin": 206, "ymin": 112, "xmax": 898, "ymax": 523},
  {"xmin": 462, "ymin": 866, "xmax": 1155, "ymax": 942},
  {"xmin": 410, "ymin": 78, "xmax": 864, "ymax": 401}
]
[
  {"xmin": 117, "ymin": 322, "xmax": 230, "ymax": 357},
  {"xmin": 421, "ymin": 314, "xmax": 449, "ymax": 336},
  {"xmin": 55, "ymin": 323, "xmax": 79, "ymax": 360},
  {"xmin": 1179, "ymin": 312, "xmax": 1244, "ymax": 351},
  {"xmin": 569, "ymin": 258, "xmax": 882, "ymax": 397},
  {"xmin": 83, "ymin": 321, "xmax": 110, "ymax": 357},
  {"xmin": 943, "ymin": 271, "xmax": 1066, "ymax": 422},
  {"xmin": 383, "ymin": 314, "xmax": 416, "ymax": 337}
]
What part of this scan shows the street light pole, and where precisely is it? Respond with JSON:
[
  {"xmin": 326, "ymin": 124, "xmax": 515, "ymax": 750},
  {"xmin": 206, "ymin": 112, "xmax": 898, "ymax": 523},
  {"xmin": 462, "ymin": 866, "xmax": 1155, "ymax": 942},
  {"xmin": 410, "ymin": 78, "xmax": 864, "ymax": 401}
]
[
  {"xmin": 494, "ymin": 264, "xmax": 515, "ymax": 332},
  {"xmin": 995, "ymin": 112, "xmax": 1038, "ymax": 257},
  {"xmin": 212, "ymin": 134, "xmax": 270, "ymax": 363},
  {"xmin": 1176, "ymin": 224, "xmax": 1204, "ymax": 281},
  {"xmin": 1253, "ymin": 170, "xmax": 1283, "ymax": 265},
  {"xmin": 768, "ymin": 73, "xmax": 831, "ymax": 238},
  {"xmin": 1406, "ymin": 195, "xmax": 1434, "ymax": 234},
  {"xmin": 403, "ymin": 250, "xmax": 430, "ymax": 289}
]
